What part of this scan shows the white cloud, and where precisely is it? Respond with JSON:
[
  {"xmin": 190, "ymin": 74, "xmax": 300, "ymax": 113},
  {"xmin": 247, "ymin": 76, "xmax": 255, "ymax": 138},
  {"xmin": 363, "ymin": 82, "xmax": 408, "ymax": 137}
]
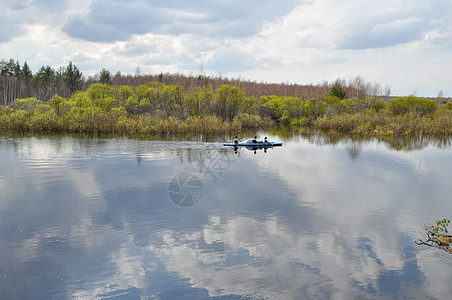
[{"xmin": 0, "ymin": 0, "xmax": 451, "ymax": 96}]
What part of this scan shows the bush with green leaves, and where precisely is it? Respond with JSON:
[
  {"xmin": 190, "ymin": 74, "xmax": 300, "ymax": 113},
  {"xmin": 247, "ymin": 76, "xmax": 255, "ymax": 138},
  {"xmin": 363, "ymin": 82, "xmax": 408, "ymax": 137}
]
[
  {"xmin": 184, "ymin": 84, "xmax": 214, "ymax": 117},
  {"xmin": 387, "ymin": 96, "xmax": 437, "ymax": 116},
  {"xmin": 12, "ymin": 97, "xmax": 43, "ymax": 111},
  {"xmin": 211, "ymin": 85, "xmax": 246, "ymax": 121},
  {"xmin": 304, "ymin": 98, "xmax": 326, "ymax": 121},
  {"xmin": 258, "ymin": 95, "xmax": 303, "ymax": 125},
  {"xmin": 443, "ymin": 102, "xmax": 452, "ymax": 110}
]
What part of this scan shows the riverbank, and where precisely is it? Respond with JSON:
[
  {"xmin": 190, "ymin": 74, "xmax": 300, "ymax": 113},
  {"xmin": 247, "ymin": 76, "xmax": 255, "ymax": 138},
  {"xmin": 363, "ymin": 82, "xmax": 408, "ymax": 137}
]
[
  {"xmin": 1, "ymin": 83, "xmax": 452, "ymax": 137},
  {"xmin": 314, "ymin": 110, "xmax": 452, "ymax": 136}
]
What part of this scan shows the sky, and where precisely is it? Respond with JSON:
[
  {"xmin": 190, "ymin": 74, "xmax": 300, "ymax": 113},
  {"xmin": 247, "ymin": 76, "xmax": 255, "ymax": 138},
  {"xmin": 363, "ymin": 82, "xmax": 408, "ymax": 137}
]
[{"xmin": 1, "ymin": 0, "xmax": 451, "ymax": 97}]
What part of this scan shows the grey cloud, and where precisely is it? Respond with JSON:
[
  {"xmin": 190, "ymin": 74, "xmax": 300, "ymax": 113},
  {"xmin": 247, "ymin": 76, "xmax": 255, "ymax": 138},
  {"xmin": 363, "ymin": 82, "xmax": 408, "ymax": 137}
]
[
  {"xmin": 62, "ymin": 0, "xmax": 300, "ymax": 42},
  {"xmin": 0, "ymin": 0, "xmax": 70, "ymax": 43},
  {"xmin": 29, "ymin": 0, "xmax": 69, "ymax": 11},
  {"xmin": 7, "ymin": 1, "xmax": 28, "ymax": 10},
  {"xmin": 340, "ymin": 17, "xmax": 425, "ymax": 49},
  {"xmin": 338, "ymin": 1, "xmax": 452, "ymax": 49},
  {"xmin": 63, "ymin": 0, "xmax": 166, "ymax": 42},
  {"xmin": 0, "ymin": 23, "xmax": 23, "ymax": 43},
  {"xmin": 0, "ymin": 10, "xmax": 24, "ymax": 43},
  {"xmin": 8, "ymin": 0, "xmax": 69, "ymax": 14}
]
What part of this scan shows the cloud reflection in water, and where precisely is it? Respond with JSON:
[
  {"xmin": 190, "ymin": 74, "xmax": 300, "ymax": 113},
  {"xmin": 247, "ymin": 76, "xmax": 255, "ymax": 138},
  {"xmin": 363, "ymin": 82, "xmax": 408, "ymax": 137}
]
[{"xmin": 0, "ymin": 135, "xmax": 451, "ymax": 299}]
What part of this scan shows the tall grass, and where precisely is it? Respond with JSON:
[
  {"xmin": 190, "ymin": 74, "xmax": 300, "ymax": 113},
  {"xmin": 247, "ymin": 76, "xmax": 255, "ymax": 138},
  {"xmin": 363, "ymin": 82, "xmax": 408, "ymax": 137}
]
[{"xmin": 315, "ymin": 110, "xmax": 452, "ymax": 136}]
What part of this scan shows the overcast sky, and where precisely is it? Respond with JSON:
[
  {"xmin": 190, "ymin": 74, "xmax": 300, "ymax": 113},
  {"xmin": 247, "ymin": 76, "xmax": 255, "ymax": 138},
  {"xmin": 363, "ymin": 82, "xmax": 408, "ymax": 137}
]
[{"xmin": 1, "ymin": 0, "xmax": 451, "ymax": 96}]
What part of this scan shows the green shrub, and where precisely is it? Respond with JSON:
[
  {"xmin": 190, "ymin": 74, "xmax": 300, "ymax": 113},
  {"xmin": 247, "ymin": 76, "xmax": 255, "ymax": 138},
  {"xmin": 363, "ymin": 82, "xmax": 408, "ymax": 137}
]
[
  {"xmin": 115, "ymin": 85, "xmax": 135, "ymax": 105},
  {"xmin": 325, "ymin": 96, "xmax": 355, "ymax": 115},
  {"xmin": 371, "ymin": 99, "xmax": 386, "ymax": 112},
  {"xmin": 184, "ymin": 85, "xmax": 214, "ymax": 117},
  {"xmin": 29, "ymin": 109, "xmax": 60, "ymax": 132},
  {"xmin": 186, "ymin": 115, "xmax": 228, "ymax": 133},
  {"xmin": 304, "ymin": 98, "xmax": 326, "ymax": 120},
  {"xmin": 86, "ymin": 83, "xmax": 114, "ymax": 101},
  {"xmin": 0, "ymin": 109, "xmax": 30, "ymax": 131},
  {"xmin": 387, "ymin": 96, "xmax": 437, "ymax": 116},
  {"xmin": 443, "ymin": 102, "xmax": 452, "ymax": 110},
  {"xmin": 12, "ymin": 97, "xmax": 43, "ymax": 111},
  {"xmin": 211, "ymin": 85, "xmax": 245, "ymax": 121},
  {"xmin": 259, "ymin": 95, "xmax": 303, "ymax": 124},
  {"xmin": 48, "ymin": 95, "xmax": 66, "ymax": 115},
  {"xmin": 290, "ymin": 117, "xmax": 307, "ymax": 126},
  {"xmin": 231, "ymin": 113, "xmax": 270, "ymax": 129}
]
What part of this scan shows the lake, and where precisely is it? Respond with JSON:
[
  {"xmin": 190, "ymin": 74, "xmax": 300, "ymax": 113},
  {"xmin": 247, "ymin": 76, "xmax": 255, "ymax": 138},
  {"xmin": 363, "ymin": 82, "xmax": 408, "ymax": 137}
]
[{"xmin": 1, "ymin": 132, "xmax": 451, "ymax": 299}]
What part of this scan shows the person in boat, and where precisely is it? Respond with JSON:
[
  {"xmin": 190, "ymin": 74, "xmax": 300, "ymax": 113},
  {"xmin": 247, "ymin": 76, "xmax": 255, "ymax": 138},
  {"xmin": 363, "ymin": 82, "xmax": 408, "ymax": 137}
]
[
  {"xmin": 233, "ymin": 136, "xmax": 240, "ymax": 144},
  {"xmin": 264, "ymin": 137, "xmax": 269, "ymax": 143},
  {"xmin": 252, "ymin": 136, "xmax": 261, "ymax": 143}
]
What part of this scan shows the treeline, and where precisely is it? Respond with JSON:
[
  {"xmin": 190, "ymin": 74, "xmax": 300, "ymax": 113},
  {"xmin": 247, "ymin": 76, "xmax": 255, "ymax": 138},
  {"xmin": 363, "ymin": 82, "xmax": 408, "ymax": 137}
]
[
  {"xmin": 1, "ymin": 80, "xmax": 452, "ymax": 136},
  {"xmin": 1, "ymin": 58, "xmax": 389, "ymax": 106},
  {"xmin": 1, "ymin": 59, "xmax": 83, "ymax": 105}
]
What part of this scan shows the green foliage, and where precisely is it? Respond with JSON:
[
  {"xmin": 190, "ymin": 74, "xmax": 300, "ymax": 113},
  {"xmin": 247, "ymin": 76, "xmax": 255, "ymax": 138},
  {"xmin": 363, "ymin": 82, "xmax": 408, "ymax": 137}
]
[
  {"xmin": 86, "ymin": 83, "xmax": 115, "ymax": 111},
  {"xmin": 259, "ymin": 95, "xmax": 284, "ymax": 120},
  {"xmin": 1, "ymin": 79, "xmax": 452, "ymax": 137},
  {"xmin": 12, "ymin": 97, "xmax": 43, "ymax": 111},
  {"xmin": 63, "ymin": 61, "xmax": 83, "ymax": 95},
  {"xmin": 371, "ymin": 99, "xmax": 386, "ymax": 112},
  {"xmin": 186, "ymin": 115, "xmax": 229, "ymax": 133},
  {"xmin": 184, "ymin": 85, "xmax": 214, "ymax": 117},
  {"xmin": 0, "ymin": 109, "xmax": 30, "ymax": 131},
  {"xmin": 304, "ymin": 98, "xmax": 326, "ymax": 120},
  {"xmin": 71, "ymin": 91, "xmax": 92, "ymax": 108},
  {"xmin": 99, "ymin": 68, "xmax": 111, "ymax": 84},
  {"xmin": 387, "ymin": 96, "xmax": 437, "ymax": 116},
  {"xmin": 116, "ymin": 85, "xmax": 135, "ymax": 105},
  {"xmin": 212, "ymin": 85, "xmax": 246, "ymax": 121},
  {"xmin": 325, "ymin": 95, "xmax": 355, "ymax": 115},
  {"xmin": 259, "ymin": 95, "xmax": 303, "ymax": 125},
  {"xmin": 86, "ymin": 83, "xmax": 114, "ymax": 100},
  {"xmin": 330, "ymin": 81, "xmax": 346, "ymax": 99},
  {"xmin": 29, "ymin": 109, "xmax": 60, "ymax": 132},
  {"xmin": 160, "ymin": 84, "xmax": 185, "ymax": 118},
  {"xmin": 418, "ymin": 218, "xmax": 451, "ymax": 254},
  {"xmin": 48, "ymin": 95, "xmax": 64, "ymax": 110},
  {"xmin": 231, "ymin": 113, "xmax": 271, "ymax": 129},
  {"xmin": 443, "ymin": 102, "xmax": 452, "ymax": 110},
  {"xmin": 432, "ymin": 218, "xmax": 450, "ymax": 234},
  {"xmin": 290, "ymin": 117, "xmax": 307, "ymax": 126},
  {"xmin": 135, "ymin": 85, "xmax": 153, "ymax": 106}
]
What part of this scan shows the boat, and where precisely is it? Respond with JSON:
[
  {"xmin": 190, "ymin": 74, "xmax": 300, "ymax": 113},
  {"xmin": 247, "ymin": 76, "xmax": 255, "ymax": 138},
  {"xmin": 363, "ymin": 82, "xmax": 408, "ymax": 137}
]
[{"xmin": 223, "ymin": 142, "xmax": 282, "ymax": 147}]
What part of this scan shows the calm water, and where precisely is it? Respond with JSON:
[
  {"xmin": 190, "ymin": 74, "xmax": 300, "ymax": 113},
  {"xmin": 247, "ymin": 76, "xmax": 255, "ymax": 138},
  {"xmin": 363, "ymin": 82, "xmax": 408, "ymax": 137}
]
[{"xmin": 1, "ymin": 133, "xmax": 451, "ymax": 299}]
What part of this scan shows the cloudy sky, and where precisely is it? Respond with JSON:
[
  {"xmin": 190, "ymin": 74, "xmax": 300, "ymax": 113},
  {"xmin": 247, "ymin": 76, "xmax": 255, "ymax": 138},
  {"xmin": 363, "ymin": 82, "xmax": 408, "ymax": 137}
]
[{"xmin": 1, "ymin": 0, "xmax": 451, "ymax": 96}]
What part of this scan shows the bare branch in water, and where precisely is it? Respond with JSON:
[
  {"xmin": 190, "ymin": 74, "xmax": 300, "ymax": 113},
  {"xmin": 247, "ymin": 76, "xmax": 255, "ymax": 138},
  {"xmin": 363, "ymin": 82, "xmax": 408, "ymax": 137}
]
[{"xmin": 416, "ymin": 224, "xmax": 452, "ymax": 254}]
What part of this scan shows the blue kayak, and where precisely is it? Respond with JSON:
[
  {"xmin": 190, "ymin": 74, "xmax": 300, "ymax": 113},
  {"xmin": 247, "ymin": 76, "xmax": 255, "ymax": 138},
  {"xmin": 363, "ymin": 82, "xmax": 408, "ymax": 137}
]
[{"xmin": 223, "ymin": 142, "xmax": 282, "ymax": 147}]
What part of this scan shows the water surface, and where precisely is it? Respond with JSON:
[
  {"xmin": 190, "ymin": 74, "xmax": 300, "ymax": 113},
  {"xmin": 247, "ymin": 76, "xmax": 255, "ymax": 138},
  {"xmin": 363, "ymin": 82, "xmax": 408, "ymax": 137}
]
[{"xmin": 0, "ymin": 134, "xmax": 451, "ymax": 299}]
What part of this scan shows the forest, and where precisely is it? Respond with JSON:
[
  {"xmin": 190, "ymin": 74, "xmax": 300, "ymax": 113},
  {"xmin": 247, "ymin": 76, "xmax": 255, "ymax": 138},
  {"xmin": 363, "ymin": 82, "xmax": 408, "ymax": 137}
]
[
  {"xmin": 0, "ymin": 58, "xmax": 389, "ymax": 104},
  {"xmin": 1, "ymin": 58, "xmax": 452, "ymax": 137}
]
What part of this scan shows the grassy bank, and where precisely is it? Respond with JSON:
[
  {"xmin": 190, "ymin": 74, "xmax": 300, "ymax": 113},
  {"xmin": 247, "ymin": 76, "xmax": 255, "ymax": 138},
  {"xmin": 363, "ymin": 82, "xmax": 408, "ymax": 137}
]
[
  {"xmin": 315, "ymin": 110, "xmax": 452, "ymax": 136},
  {"xmin": 1, "ymin": 82, "xmax": 451, "ymax": 137},
  {"xmin": 0, "ymin": 105, "xmax": 272, "ymax": 135}
]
